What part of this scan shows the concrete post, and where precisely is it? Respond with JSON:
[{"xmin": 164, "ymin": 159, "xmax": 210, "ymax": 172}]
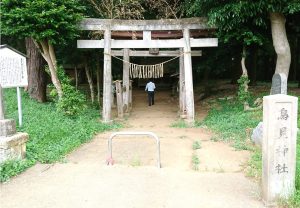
[{"xmin": 103, "ymin": 29, "xmax": 112, "ymax": 122}]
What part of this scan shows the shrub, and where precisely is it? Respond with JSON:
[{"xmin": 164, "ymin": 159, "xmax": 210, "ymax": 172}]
[
  {"xmin": 48, "ymin": 66, "xmax": 87, "ymax": 116},
  {"xmin": 237, "ymin": 75, "xmax": 251, "ymax": 103}
]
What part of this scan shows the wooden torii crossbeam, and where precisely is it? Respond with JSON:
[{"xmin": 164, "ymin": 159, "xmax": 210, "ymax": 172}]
[
  {"xmin": 77, "ymin": 18, "xmax": 218, "ymax": 123},
  {"xmin": 110, "ymin": 50, "xmax": 202, "ymax": 57}
]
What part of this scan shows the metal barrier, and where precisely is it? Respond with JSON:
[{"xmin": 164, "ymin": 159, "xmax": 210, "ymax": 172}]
[{"xmin": 107, "ymin": 131, "xmax": 161, "ymax": 168}]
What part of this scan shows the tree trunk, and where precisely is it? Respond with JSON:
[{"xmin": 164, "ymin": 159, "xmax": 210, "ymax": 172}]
[
  {"xmin": 25, "ymin": 37, "xmax": 47, "ymax": 102},
  {"xmin": 33, "ymin": 39, "xmax": 63, "ymax": 99},
  {"xmin": 85, "ymin": 61, "xmax": 95, "ymax": 103},
  {"xmin": 241, "ymin": 46, "xmax": 248, "ymax": 77},
  {"xmin": 241, "ymin": 46, "xmax": 249, "ymax": 93},
  {"xmin": 96, "ymin": 63, "xmax": 101, "ymax": 105},
  {"xmin": 270, "ymin": 12, "xmax": 291, "ymax": 78}
]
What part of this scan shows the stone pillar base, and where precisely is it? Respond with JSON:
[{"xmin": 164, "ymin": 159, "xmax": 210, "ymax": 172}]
[
  {"xmin": 0, "ymin": 133, "xmax": 29, "ymax": 163},
  {"xmin": 0, "ymin": 119, "xmax": 16, "ymax": 137}
]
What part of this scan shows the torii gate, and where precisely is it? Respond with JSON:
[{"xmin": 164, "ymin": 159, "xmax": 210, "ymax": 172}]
[{"xmin": 77, "ymin": 18, "xmax": 218, "ymax": 123}]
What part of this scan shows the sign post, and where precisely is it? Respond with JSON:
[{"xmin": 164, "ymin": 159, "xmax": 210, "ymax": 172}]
[
  {"xmin": 0, "ymin": 45, "xmax": 28, "ymax": 127},
  {"xmin": 17, "ymin": 87, "xmax": 23, "ymax": 127}
]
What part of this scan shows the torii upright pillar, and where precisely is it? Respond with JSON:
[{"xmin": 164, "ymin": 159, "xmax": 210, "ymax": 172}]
[
  {"xmin": 122, "ymin": 48, "xmax": 130, "ymax": 113},
  {"xmin": 103, "ymin": 29, "xmax": 112, "ymax": 122},
  {"xmin": 179, "ymin": 48, "xmax": 186, "ymax": 116},
  {"xmin": 183, "ymin": 29, "xmax": 195, "ymax": 123}
]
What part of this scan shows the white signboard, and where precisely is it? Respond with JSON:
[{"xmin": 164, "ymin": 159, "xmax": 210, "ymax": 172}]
[
  {"xmin": 0, "ymin": 46, "xmax": 28, "ymax": 126},
  {"xmin": 0, "ymin": 47, "xmax": 28, "ymax": 88}
]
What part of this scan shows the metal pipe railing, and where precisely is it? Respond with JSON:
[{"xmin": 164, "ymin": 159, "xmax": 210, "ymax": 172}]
[{"xmin": 107, "ymin": 131, "xmax": 161, "ymax": 168}]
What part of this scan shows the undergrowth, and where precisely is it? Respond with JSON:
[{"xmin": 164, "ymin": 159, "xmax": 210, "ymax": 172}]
[
  {"xmin": 0, "ymin": 88, "xmax": 121, "ymax": 182},
  {"xmin": 170, "ymin": 119, "xmax": 188, "ymax": 128},
  {"xmin": 200, "ymin": 96, "xmax": 300, "ymax": 207},
  {"xmin": 201, "ymin": 99, "xmax": 261, "ymax": 150}
]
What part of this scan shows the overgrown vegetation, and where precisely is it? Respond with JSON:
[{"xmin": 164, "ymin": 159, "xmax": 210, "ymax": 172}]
[
  {"xmin": 0, "ymin": 89, "xmax": 121, "ymax": 182},
  {"xmin": 201, "ymin": 99, "xmax": 261, "ymax": 150},
  {"xmin": 237, "ymin": 75, "xmax": 251, "ymax": 103},
  {"xmin": 202, "ymin": 94, "xmax": 300, "ymax": 206},
  {"xmin": 49, "ymin": 66, "xmax": 87, "ymax": 116}
]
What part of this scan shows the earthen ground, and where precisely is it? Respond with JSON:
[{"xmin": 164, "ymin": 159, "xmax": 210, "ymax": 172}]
[{"xmin": 0, "ymin": 89, "xmax": 264, "ymax": 208}]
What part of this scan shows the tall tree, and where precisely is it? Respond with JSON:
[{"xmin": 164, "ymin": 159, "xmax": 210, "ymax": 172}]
[
  {"xmin": 87, "ymin": 0, "xmax": 144, "ymax": 19},
  {"xmin": 185, "ymin": 0, "xmax": 300, "ymax": 84},
  {"xmin": 1, "ymin": 0, "xmax": 85, "ymax": 99},
  {"xmin": 145, "ymin": 0, "xmax": 184, "ymax": 19},
  {"xmin": 25, "ymin": 38, "xmax": 47, "ymax": 102}
]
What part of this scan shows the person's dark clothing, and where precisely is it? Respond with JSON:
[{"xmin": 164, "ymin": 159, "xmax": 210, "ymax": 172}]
[
  {"xmin": 145, "ymin": 81, "xmax": 156, "ymax": 106},
  {"xmin": 148, "ymin": 91, "xmax": 155, "ymax": 106}
]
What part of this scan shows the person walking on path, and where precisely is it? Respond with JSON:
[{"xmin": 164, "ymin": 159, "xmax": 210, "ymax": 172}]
[{"xmin": 145, "ymin": 80, "xmax": 156, "ymax": 106}]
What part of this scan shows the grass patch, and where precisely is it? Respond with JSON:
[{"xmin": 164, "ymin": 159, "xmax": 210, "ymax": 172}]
[
  {"xmin": 278, "ymin": 191, "xmax": 300, "ymax": 208},
  {"xmin": 170, "ymin": 119, "xmax": 188, "ymax": 128},
  {"xmin": 201, "ymin": 99, "xmax": 261, "ymax": 150},
  {"xmin": 130, "ymin": 155, "xmax": 141, "ymax": 167},
  {"xmin": 245, "ymin": 149, "xmax": 262, "ymax": 179},
  {"xmin": 0, "ymin": 89, "xmax": 121, "ymax": 182},
  {"xmin": 192, "ymin": 153, "xmax": 200, "ymax": 171},
  {"xmin": 192, "ymin": 141, "xmax": 201, "ymax": 150}
]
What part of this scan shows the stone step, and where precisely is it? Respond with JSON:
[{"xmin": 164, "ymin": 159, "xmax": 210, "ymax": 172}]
[{"xmin": 0, "ymin": 132, "xmax": 29, "ymax": 163}]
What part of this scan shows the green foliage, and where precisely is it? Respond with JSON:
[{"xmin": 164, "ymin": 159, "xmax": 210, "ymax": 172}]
[
  {"xmin": 184, "ymin": 0, "xmax": 300, "ymax": 46},
  {"xmin": 0, "ymin": 89, "xmax": 121, "ymax": 181},
  {"xmin": 170, "ymin": 119, "xmax": 188, "ymax": 128},
  {"xmin": 246, "ymin": 149, "xmax": 262, "ymax": 179},
  {"xmin": 192, "ymin": 141, "xmax": 201, "ymax": 150},
  {"xmin": 1, "ymin": 0, "xmax": 85, "ymax": 45},
  {"xmin": 48, "ymin": 66, "xmax": 87, "ymax": 116},
  {"xmin": 192, "ymin": 153, "xmax": 200, "ymax": 170},
  {"xmin": 57, "ymin": 84, "xmax": 87, "ymax": 116},
  {"xmin": 278, "ymin": 190, "xmax": 300, "ymax": 208},
  {"xmin": 203, "ymin": 94, "xmax": 300, "ymax": 204},
  {"xmin": 202, "ymin": 99, "xmax": 261, "ymax": 150},
  {"xmin": 0, "ymin": 159, "xmax": 35, "ymax": 182},
  {"xmin": 237, "ymin": 75, "xmax": 251, "ymax": 103}
]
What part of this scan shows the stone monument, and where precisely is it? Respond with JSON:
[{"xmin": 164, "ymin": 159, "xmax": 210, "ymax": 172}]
[
  {"xmin": 251, "ymin": 73, "xmax": 288, "ymax": 148},
  {"xmin": 270, "ymin": 73, "xmax": 287, "ymax": 95},
  {"xmin": 0, "ymin": 85, "xmax": 28, "ymax": 163},
  {"xmin": 262, "ymin": 94, "xmax": 298, "ymax": 206},
  {"xmin": 251, "ymin": 121, "xmax": 263, "ymax": 147}
]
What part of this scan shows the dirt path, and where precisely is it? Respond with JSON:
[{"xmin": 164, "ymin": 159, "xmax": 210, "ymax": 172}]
[{"xmin": 0, "ymin": 90, "xmax": 264, "ymax": 208}]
